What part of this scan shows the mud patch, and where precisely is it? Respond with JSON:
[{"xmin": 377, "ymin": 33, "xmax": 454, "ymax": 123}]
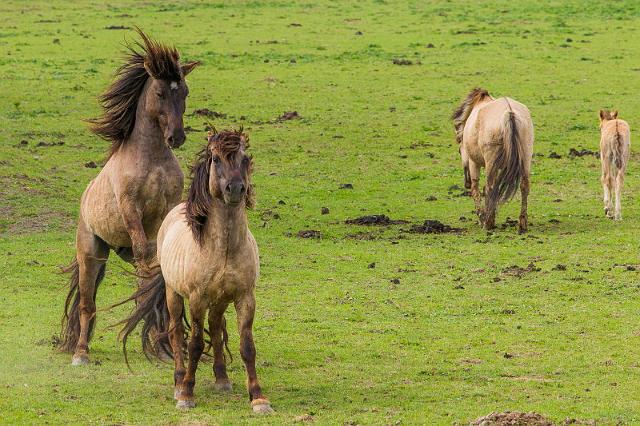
[
  {"xmin": 471, "ymin": 411, "xmax": 553, "ymax": 426},
  {"xmin": 569, "ymin": 148, "xmax": 598, "ymax": 158},
  {"xmin": 36, "ymin": 141, "xmax": 64, "ymax": 147},
  {"xmin": 346, "ymin": 215, "xmax": 407, "ymax": 226},
  {"xmin": 297, "ymin": 230, "xmax": 320, "ymax": 239},
  {"xmin": 548, "ymin": 151, "xmax": 562, "ymax": 159},
  {"xmin": 501, "ymin": 262, "xmax": 540, "ymax": 278},
  {"xmin": 407, "ymin": 220, "xmax": 460, "ymax": 234},
  {"xmin": 191, "ymin": 108, "xmax": 227, "ymax": 118},
  {"xmin": 105, "ymin": 25, "xmax": 130, "ymax": 30},
  {"xmin": 393, "ymin": 58, "xmax": 419, "ymax": 65},
  {"xmin": 278, "ymin": 111, "xmax": 301, "ymax": 121}
]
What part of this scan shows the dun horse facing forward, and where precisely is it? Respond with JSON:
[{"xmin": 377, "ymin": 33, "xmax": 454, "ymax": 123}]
[
  {"xmin": 118, "ymin": 130, "xmax": 272, "ymax": 413},
  {"xmin": 452, "ymin": 88, "xmax": 534, "ymax": 233},
  {"xmin": 58, "ymin": 29, "xmax": 199, "ymax": 365},
  {"xmin": 599, "ymin": 110, "xmax": 631, "ymax": 220}
]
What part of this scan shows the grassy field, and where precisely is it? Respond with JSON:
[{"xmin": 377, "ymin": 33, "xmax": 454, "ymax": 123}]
[{"xmin": 2, "ymin": 0, "xmax": 640, "ymax": 424}]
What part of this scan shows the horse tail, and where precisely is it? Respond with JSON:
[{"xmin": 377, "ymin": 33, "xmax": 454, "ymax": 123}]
[
  {"xmin": 612, "ymin": 121, "xmax": 623, "ymax": 169},
  {"xmin": 114, "ymin": 268, "xmax": 174, "ymax": 368},
  {"xmin": 486, "ymin": 109, "xmax": 526, "ymax": 212},
  {"xmin": 58, "ymin": 257, "xmax": 105, "ymax": 353}
]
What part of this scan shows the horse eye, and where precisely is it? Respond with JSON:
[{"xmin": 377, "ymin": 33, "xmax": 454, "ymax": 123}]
[
  {"xmin": 212, "ymin": 156, "xmax": 220, "ymax": 164},
  {"xmin": 157, "ymin": 92, "xmax": 164, "ymax": 99},
  {"xmin": 242, "ymin": 157, "xmax": 249, "ymax": 165}
]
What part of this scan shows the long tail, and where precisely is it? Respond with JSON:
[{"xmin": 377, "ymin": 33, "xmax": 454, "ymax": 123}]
[
  {"xmin": 486, "ymin": 110, "xmax": 526, "ymax": 212},
  {"xmin": 58, "ymin": 257, "xmax": 106, "ymax": 353},
  {"xmin": 612, "ymin": 121, "xmax": 623, "ymax": 169},
  {"xmin": 113, "ymin": 269, "xmax": 173, "ymax": 367}
]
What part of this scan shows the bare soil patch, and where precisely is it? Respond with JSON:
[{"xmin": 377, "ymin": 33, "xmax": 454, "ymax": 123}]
[
  {"xmin": 345, "ymin": 215, "xmax": 407, "ymax": 226},
  {"xmin": 471, "ymin": 411, "xmax": 553, "ymax": 426}
]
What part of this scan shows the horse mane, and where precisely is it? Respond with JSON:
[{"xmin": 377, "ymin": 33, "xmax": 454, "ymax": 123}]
[
  {"xmin": 87, "ymin": 28, "xmax": 182, "ymax": 159},
  {"xmin": 185, "ymin": 129, "xmax": 255, "ymax": 246},
  {"xmin": 451, "ymin": 87, "xmax": 492, "ymax": 144}
]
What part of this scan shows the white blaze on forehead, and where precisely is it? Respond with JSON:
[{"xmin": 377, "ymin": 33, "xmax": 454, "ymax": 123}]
[{"xmin": 170, "ymin": 81, "xmax": 178, "ymax": 90}]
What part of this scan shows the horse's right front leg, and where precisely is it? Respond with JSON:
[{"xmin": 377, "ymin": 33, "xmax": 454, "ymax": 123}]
[
  {"xmin": 118, "ymin": 197, "xmax": 153, "ymax": 270},
  {"xmin": 167, "ymin": 289, "xmax": 187, "ymax": 405},
  {"xmin": 176, "ymin": 299, "xmax": 206, "ymax": 410}
]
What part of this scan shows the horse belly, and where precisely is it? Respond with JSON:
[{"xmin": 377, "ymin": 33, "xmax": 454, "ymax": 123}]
[{"xmin": 80, "ymin": 176, "xmax": 131, "ymax": 247}]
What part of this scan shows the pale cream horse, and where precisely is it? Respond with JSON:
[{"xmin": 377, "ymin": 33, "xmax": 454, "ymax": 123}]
[
  {"xmin": 117, "ymin": 130, "xmax": 272, "ymax": 413},
  {"xmin": 599, "ymin": 110, "xmax": 631, "ymax": 220},
  {"xmin": 452, "ymin": 88, "xmax": 534, "ymax": 233}
]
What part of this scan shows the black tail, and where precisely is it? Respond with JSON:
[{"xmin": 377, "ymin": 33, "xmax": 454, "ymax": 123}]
[
  {"xmin": 58, "ymin": 257, "xmax": 105, "ymax": 353},
  {"xmin": 112, "ymin": 269, "xmax": 175, "ymax": 368},
  {"xmin": 486, "ymin": 110, "xmax": 525, "ymax": 213}
]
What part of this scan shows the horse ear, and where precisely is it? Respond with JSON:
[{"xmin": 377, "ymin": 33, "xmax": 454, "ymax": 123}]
[
  {"xmin": 612, "ymin": 110, "xmax": 619, "ymax": 119},
  {"xmin": 182, "ymin": 61, "xmax": 200, "ymax": 76},
  {"xmin": 599, "ymin": 110, "xmax": 606, "ymax": 121},
  {"xmin": 143, "ymin": 59, "xmax": 154, "ymax": 78}
]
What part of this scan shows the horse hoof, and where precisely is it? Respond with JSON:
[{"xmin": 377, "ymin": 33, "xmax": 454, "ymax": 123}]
[
  {"xmin": 71, "ymin": 354, "xmax": 89, "ymax": 366},
  {"xmin": 251, "ymin": 398, "xmax": 274, "ymax": 414},
  {"xmin": 176, "ymin": 399, "xmax": 195, "ymax": 410},
  {"xmin": 214, "ymin": 381, "xmax": 232, "ymax": 392}
]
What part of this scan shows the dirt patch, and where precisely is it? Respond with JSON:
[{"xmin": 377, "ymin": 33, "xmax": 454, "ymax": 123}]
[
  {"xmin": 191, "ymin": 108, "xmax": 227, "ymax": 118},
  {"xmin": 278, "ymin": 111, "xmax": 301, "ymax": 121},
  {"xmin": 393, "ymin": 58, "xmax": 419, "ymax": 65},
  {"xmin": 84, "ymin": 161, "xmax": 98, "ymax": 168},
  {"xmin": 407, "ymin": 220, "xmax": 460, "ymax": 234},
  {"xmin": 501, "ymin": 262, "xmax": 540, "ymax": 278},
  {"xmin": 5, "ymin": 210, "xmax": 74, "ymax": 235},
  {"xmin": 548, "ymin": 151, "xmax": 562, "ymax": 159},
  {"xmin": 471, "ymin": 411, "xmax": 553, "ymax": 426},
  {"xmin": 105, "ymin": 25, "xmax": 130, "ymax": 30},
  {"xmin": 569, "ymin": 148, "xmax": 598, "ymax": 158},
  {"xmin": 339, "ymin": 183, "xmax": 353, "ymax": 189},
  {"xmin": 297, "ymin": 230, "xmax": 320, "ymax": 239},
  {"xmin": 36, "ymin": 141, "xmax": 64, "ymax": 147},
  {"xmin": 345, "ymin": 215, "xmax": 407, "ymax": 226}
]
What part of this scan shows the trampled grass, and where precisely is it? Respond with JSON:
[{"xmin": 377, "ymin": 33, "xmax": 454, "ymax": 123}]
[{"xmin": 2, "ymin": 1, "xmax": 640, "ymax": 424}]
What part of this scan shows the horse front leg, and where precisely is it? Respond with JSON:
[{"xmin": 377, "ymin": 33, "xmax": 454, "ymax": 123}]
[
  {"xmin": 208, "ymin": 304, "xmax": 232, "ymax": 392},
  {"xmin": 167, "ymin": 289, "xmax": 187, "ymax": 404},
  {"xmin": 176, "ymin": 299, "xmax": 206, "ymax": 410},
  {"xmin": 118, "ymin": 197, "xmax": 154, "ymax": 271},
  {"xmin": 235, "ymin": 294, "xmax": 273, "ymax": 414}
]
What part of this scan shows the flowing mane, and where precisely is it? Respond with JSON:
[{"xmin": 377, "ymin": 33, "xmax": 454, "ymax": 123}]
[
  {"xmin": 451, "ymin": 87, "xmax": 492, "ymax": 144},
  {"xmin": 185, "ymin": 129, "xmax": 255, "ymax": 245},
  {"xmin": 87, "ymin": 28, "xmax": 182, "ymax": 159}
]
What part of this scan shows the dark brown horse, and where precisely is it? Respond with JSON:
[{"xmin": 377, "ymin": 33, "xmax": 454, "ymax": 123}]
[
  {"xmin": 117, "ymin": 130, "xmax": 272, "ymax": 413},
  {"xmin": 58, "ymin": 29, "xmax": 199, "ymax": 365}
]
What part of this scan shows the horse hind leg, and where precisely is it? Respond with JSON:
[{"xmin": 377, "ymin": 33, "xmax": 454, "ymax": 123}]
[
  {"xmin": 614, "ymin": 169, "xmax": 624, "ymax": 220},
  {"xmin": 63, "ymin": 223, "xmax": 109, "ymax": 365},
  {"xmin": 518, "ymin": 174, "xmax": 530, "ymax": 234},
  {"xmin": 209, "ymin": 305, "xmax": 232, "ymax": 392}
]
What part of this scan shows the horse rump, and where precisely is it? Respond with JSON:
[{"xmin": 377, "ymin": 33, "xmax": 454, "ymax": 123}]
[{"xmin": 486, "ymin": 110, "xmax": 525, "ymax": 211}]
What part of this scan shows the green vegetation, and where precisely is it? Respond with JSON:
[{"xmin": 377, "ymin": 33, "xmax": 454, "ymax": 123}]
[{"xmin": 2, "ymin": 1, "xmax": 640, "ymax": 424}]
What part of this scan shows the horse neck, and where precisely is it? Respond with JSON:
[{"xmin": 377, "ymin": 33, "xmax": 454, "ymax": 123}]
[
  {"xmin": 125, "ymin": 87, "xmax": 172, "ymax": 162},
  {"xmin": 203, "ymin": 199, "xmax": 249, "ymax": 256}
]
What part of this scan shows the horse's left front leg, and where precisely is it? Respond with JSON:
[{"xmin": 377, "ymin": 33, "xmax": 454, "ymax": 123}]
[{"xmin": 235, "ymin": 294, "xmax": 273, "ymax": 414}]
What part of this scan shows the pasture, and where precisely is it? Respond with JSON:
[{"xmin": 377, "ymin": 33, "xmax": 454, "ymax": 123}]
[{"xmin": 2, "ymin": 0, "xmax": 640, "ymax": 424}]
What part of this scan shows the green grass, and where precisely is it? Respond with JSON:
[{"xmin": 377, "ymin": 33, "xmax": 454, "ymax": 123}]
[{"xmin": 2, "ymin": 0, "xmax": 640, "ymax": 424}]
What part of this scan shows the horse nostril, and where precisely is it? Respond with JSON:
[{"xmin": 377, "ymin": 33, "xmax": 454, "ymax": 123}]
[
  {"xmin": 225, "ymin": 184, "xmax": 232, "ymax": 193},
  {"xmin": 167, "ymin": 136, "xmax": 175, "ymax": 145},
  {"xmin": 240, "ymin": 184, "xmax": 245, "ymax": 193}
]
